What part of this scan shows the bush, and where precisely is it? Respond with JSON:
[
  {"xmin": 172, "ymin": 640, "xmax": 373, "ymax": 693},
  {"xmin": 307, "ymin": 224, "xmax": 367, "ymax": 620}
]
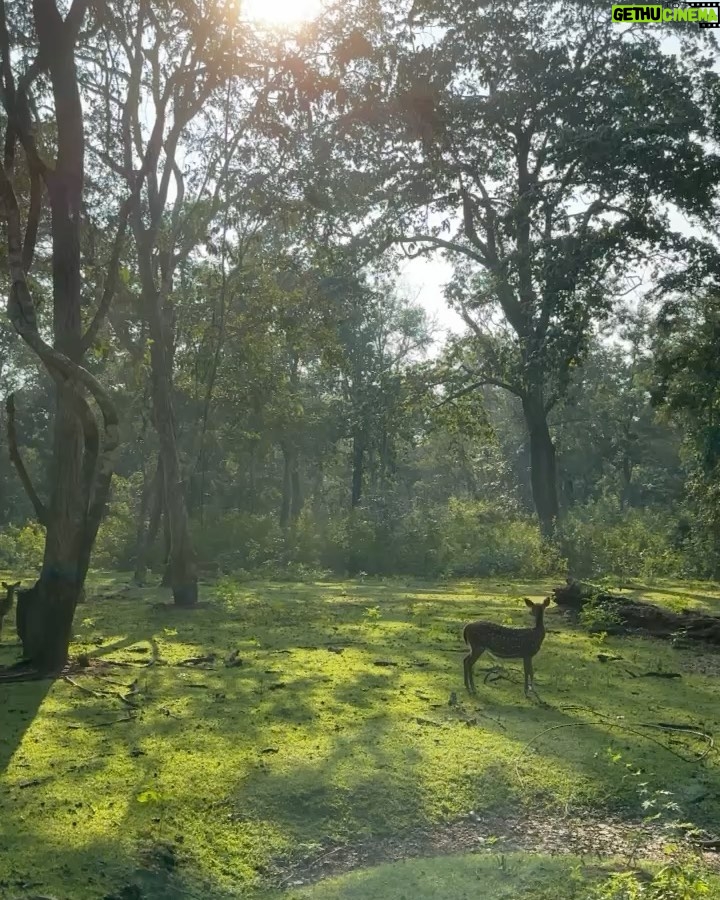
[
  {"xmin": 304, "ymin": 497, "xmax": 560, "ymax": 579},
  {"xmin": 594, "ymin": 863, "xmax": 711, "ymax": 900},
  {"xmin": 440, "ymin": 498, "xmax": 561, "ymax": 578},
  {"xmin": 0, "ymin": 521, "xmax": 45, "ymax": 570},
  {"xmin": 191, "ymin": 510, "xmax": 284, "ymax": 574},
  {"xmin": 94, "ymin": 474, "xmax": 142, "ymax": 569},
  {"xmin": 188, "ymin": 497, "xmax": 561, "ymax": 580},
  {"xmin": 559, "ymin": 501, "xmax": 683, "ymax": 580}
]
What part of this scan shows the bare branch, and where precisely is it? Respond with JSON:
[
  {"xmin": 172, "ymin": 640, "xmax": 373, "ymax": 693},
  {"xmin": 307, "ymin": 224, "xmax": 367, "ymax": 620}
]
[
  {"xmin": 22, "ymin": 168, "xmax": 43, "ymax": 271},
  {"xmin": 396, "ymin": 234, "xmax": 487, "ymax": 265},
  {"xmin": 5, "ymin": 394, "xmax": 48, "ymax": 525},
  {"xmin": 81, "ymin": 196, "xmax": 132, "ymax": 353}
]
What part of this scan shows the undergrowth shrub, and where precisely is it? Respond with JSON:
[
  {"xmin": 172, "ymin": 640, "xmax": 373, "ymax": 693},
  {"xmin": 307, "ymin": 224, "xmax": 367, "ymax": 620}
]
[
  {"xmin": 94, "ymin": 474, "xmax": 141, "ymax": 568},
  {"xmin": 0, "ymin": 521, "xmax": 45, "ymax": 569},
  {"xmin": 559, "ymin": 501, "xmax": 683, "ymax": 580},
  {"xmin": 1, "ymin": 493, "xmax": 698, "ymax": 583},
  {"xmin": 592, "ymin": 749, "xmax": 713, "ymax": 899},
  {"xmin": 594, "ymin": 864, "xmax": 711, "ymax": 900}
]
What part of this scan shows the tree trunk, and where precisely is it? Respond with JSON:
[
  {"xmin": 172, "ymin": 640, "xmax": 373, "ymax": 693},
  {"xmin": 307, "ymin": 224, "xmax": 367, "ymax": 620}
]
[
  {"xmin": 280, "ymin": 443, "xmax": 292, "ymax": 528},
  {"xmin": 129, "ymin": 162, "xmax": 198, "ymax": 607},
  {"xmin": 522, "ymin": 392, "xmax": 559, "ymax": 538},
  {"xmin": 280, "ymin": 441, "xmax": 303, "ymax": 527},
  {"xmin": 351, "ymin": 431, "xmax": 364, "ymax": 508},
  {"xmin": 160, "ymin": 505, "xmax": 172, "ymax": 587},
  {"xmin": 1, "ymin": 0, "xmax": 121, "ymax": 673},
  {"xmin": 133, "ymin": 456, "xmax": 162, "ymax": 584},
  {"xmin": 144, "ymin": 291, "xmax": 198, "ymax": 606},
  {"xmin": 290, "ymin": 455, "xmax": 302, "ymax": 524}
]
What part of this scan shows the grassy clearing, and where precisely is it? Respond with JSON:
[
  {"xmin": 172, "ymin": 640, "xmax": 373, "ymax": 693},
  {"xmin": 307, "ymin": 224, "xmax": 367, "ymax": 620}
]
[
  {"xmin": 0, "ymin": 575, "xmax": 719, "ymax": 899},
  {"xmin": 279, "ymin": 853, "xmax": 720, "ymax": 900}
]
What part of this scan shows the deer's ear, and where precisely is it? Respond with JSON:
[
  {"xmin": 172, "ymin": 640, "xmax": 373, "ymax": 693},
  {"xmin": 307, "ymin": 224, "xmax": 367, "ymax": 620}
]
[
  {"xmin": 523, "ymin": 597, "xmax": 534, "ymax": 609},
  {"xmin": 1, "ymin": 582, "xmax": 7, "ymax": 589},
  {"xmin": 543, "ymin": 597, "xmax": 551, "ymax": 608}
]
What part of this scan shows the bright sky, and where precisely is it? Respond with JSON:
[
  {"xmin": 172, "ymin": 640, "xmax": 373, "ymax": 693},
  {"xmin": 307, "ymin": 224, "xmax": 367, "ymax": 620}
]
[
  {"xmin": 398, "ymin": 257, "xmax": 464, "ymax": 341},
  {"xmin": 240, "ymin": 0, "xmax": 322, "ymax": 25}
]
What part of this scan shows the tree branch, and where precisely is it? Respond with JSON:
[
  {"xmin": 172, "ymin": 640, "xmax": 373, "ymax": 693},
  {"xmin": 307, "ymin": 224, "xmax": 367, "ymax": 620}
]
[
  {"xmin": 81, "ymin": 196, "xmax": 132, "ymax": 353},
  {"xmin": 396, "ymin": 234, "xmax": 487, "ymax": 265},
  {"xmin": 5, "ymin": 394, "xmax": 48, "ymax": 525}
]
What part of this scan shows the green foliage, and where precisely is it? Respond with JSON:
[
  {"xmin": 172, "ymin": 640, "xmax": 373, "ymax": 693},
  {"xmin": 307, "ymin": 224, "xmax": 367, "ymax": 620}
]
[
  {"xmin": 594, "ymin": 863, "xmax": 711, "ymax": 900},
  {"xmin": 88, "ymin": 490, "xmax": 696, "ymax": 583},
  {"xmin": 654, "ymin": 293, "xmax": 720, "ymax": 577},
  {"xmin": 318, "ymin": 499, "xmax": 561, "ymax": 578},
  {"xmin": 93, "ymin": 474, "xmax": 142, "ymax": 569},
  {"xmin": 191, "ymin": 511, "xmax": 284, "ymax": 573},
  {"xmin": 559, "ymin": 502, "xmax": 684, "ymax": 580},
  {"xmin": 0, "ymin": 521, "xmax": 45, "ymax": 569},
  {"xmin": 440, "ymin": 499, "xmax": 562, "ymax": 578},
  {"xmin": 580, "ymin": 600, "xmax": 623, "ymax": 634}
]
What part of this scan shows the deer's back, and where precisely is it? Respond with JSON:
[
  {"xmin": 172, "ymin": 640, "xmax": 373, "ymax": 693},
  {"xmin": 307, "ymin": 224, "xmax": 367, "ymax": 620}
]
[{"xmin": 464, "ymin": 620, "xmax": 544, "ymax": 659}]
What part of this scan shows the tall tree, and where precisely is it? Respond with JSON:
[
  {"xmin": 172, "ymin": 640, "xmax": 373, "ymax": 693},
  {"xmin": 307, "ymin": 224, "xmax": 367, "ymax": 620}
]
[
  {"xmin": 92, "ymin": 0, "xmax": 264, "ymax": 604},
  {"xmin": 306, "ymin": 0, "xmax": 719, "ymax": 534},
  {"xmin": 0, "ymin": 0, "xmax": 126, "ymax": 671},
  {"xmin": 654, "ymin": 291, "xmax": 720, "ymax": 574}
]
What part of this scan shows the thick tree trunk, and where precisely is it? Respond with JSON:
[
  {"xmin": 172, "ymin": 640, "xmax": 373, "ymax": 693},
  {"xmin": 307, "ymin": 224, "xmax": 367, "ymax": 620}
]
[
  {"xmin": 1, "ymin": 0, "xmax": 121, "ymax": 674},
  {"xmin": 522, "ymin": 393, "xmax": 559, "ymax": 538},
  {"xmin": 160, "ymin": 505, "xmax": 172, "ymax": 587}
]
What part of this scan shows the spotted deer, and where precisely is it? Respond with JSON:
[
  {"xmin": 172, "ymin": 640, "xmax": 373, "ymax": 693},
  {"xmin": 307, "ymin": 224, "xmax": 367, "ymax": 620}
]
[
  {"xmin": 463, "ymin": 597, "xmax": 551, "ymax": 696},
  {"xmin": 1, "ymin": 581, "xmax": 20, "ymax": 641}
]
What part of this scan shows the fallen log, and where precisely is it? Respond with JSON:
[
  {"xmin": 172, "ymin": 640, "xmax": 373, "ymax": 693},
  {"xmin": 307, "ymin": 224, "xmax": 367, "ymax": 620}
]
[{"xmin": 553, "ymin": 581, "xmax": 720, "ymax": 646}]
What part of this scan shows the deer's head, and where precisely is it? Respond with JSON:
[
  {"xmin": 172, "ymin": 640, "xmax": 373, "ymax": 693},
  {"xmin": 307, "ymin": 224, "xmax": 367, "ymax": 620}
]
[{"xmin": 524, "ymin": 596, "xmax": 551, "ymax": 626}]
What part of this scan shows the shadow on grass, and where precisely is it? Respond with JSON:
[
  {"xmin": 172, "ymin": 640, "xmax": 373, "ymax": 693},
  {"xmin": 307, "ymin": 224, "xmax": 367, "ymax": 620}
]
[
  {"xmin": 1, "ymin": 576, "xmax": 719, "ymax": 899},
  {"xmin": 0, "ymin": 673, "xmax": 52, "ymax": 777}
]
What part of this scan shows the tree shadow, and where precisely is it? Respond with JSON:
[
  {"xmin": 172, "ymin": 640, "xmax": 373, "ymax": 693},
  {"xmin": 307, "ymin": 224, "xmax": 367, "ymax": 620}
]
[
  {"xmin": 3, "ymin": 575, "xmax": 720, "ymax": 898},
  {"xmin": 0, "ymin": 674, "xmax": 53, "ymax": 777}
]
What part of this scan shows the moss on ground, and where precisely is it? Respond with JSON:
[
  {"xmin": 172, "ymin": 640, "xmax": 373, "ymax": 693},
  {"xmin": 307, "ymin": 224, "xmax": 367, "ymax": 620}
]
[
  {"xmin": 0, "ymin": 575, "xmax": 718, "ymax": 899},
  {"xmin": 279, "ymin": 853, "xmax": 720, "ymax": 900}
]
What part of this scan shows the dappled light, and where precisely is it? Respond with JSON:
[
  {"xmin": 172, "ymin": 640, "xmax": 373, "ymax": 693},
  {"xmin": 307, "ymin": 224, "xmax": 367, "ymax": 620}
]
[
  {"xmin": 1, "ymin": 576, "xmax": 719, "ymax": 896},
  {"xmin": 2, "ymin": 0, "xmax": 720, "ymax": 896}
]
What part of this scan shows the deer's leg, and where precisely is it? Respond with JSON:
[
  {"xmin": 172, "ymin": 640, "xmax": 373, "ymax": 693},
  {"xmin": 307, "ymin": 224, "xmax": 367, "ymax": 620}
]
[
  {"xmin": 523, "ymin": 657, "xmax": 534, "ymax": 695},
  {"xmin": 464, "ymin": 647, "xmax": 483, "ymax": 694}
]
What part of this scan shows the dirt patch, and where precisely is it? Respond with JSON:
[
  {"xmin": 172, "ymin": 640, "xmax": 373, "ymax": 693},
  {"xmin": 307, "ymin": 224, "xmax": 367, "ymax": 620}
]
[{"xmin": 270, "ymin": 813, "xmax": 720, "ymax": 890}]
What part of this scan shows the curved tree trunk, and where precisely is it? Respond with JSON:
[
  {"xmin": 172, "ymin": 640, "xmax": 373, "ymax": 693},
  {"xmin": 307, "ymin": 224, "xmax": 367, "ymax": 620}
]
[{"xmin": 1, "ymin": 0, "xmax": 123, "ymax": 673}]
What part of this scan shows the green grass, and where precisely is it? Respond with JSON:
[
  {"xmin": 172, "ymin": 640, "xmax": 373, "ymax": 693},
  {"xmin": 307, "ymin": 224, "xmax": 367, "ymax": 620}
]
[
  {"xmin": 280, "ymin": 853, "xmax": 720, "ymax": 900},
  {"xmin": 0, "ymin": 575, "xmax": 719, "ymax": 899}
]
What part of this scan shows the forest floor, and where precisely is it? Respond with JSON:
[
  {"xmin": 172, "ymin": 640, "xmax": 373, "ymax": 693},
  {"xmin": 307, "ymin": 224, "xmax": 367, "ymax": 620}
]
[{"xmin": 1, "ymin": 574, "xmax": 720, "ymax": 899}]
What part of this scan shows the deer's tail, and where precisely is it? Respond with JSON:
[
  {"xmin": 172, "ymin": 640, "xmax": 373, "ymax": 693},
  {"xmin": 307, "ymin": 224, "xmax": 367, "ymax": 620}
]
[{"xmin": 462, "ymin": 623, "xmax": 469, "ymax": 646}]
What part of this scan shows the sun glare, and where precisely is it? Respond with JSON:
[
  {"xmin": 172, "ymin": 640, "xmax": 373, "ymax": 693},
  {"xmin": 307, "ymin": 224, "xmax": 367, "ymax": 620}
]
[{"xmin": 240, "ymin": 0, "xmax": 322, "ymax": 26}]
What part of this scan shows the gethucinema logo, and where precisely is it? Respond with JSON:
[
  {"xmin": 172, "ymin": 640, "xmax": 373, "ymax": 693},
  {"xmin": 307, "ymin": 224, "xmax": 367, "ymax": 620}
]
[{"xmin": 612, "ymin": 3, "xmax": 720, "ymax": 25}]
